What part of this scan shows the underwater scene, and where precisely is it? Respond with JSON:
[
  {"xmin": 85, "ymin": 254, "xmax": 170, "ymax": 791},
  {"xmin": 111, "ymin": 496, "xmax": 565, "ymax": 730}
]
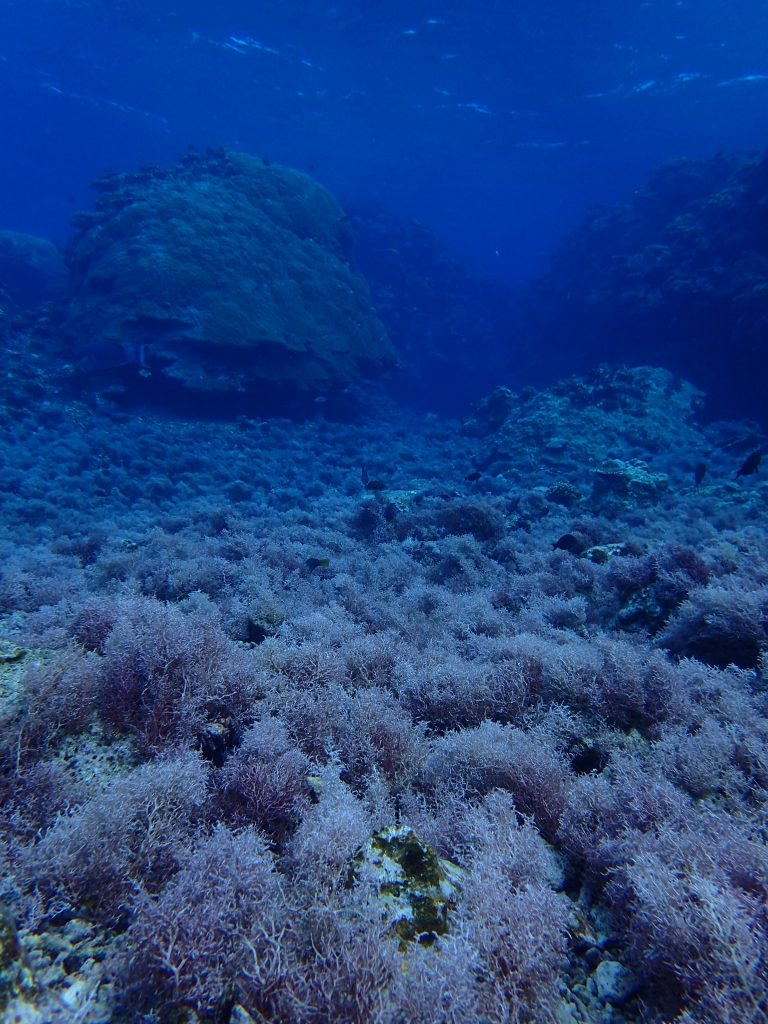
[{"xmin": 1, "ymin": 2, "xmax": 767, "ymax": 1023}]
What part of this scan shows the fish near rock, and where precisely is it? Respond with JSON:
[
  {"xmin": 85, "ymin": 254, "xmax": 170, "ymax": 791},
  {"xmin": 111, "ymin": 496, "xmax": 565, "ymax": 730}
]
[
  {"xmin": 735, "ymin": 450, "xmax": 762, "ymax": 479},
  {"xmin": 552, "ymin": 532, "xmax": 587, "ymax": 555}
]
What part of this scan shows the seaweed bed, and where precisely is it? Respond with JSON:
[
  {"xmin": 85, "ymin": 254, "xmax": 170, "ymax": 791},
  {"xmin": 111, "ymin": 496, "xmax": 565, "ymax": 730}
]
[{"xmin": 0, "ymin": 348, "xmax": 767, "ymax": 1024}]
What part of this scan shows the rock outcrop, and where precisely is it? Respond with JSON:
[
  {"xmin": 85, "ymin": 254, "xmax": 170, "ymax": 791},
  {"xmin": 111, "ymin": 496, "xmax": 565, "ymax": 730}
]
[{"xmin": 521, "ymin": 149, "xmax": 768, "ymax": 422}]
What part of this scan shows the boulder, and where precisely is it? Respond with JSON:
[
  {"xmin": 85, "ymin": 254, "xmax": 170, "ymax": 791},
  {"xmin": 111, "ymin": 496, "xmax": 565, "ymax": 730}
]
[{"xmin": 64, "ymin": 150, "xmax": 396, "ymax": 408}]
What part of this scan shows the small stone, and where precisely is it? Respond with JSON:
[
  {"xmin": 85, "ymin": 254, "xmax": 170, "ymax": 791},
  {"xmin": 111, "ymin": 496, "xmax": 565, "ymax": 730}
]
[
  {"xmin": 196, "ymin": 719, "xmax": 236, "ymax": 766},
  {"xmin": 1, "ymin": 996, "xmax": 45, "ymax": 1023},
  {"xmin": 60, "ymin": 976, "xmax": 91, "ymax": 1009},
  {"xmin": 592, "ymin": 459, "xmax": 668, "ymax": 507},
  {"xmin": 230, "ymin": 1006, "xmax": 258, "ymax": 1024},
  {"xmin": 584, "ymin": 946, "xmax": 601, "ymax": 969},
  {"xmin": 588, "ymin": 903, "xmax": 616, "ymax": 948},
  {"xmin": 591, "ymin": 959, "xmax": 639, "ymax": 1006},
  {"xmin": 462, "ymin": 387, "xmax": 516, "ymax": 437},
  {"xmin": 349, "ymin": 825, "xmax": 463, "ymax": 946},
  {"xmin": 387, "ymin": 488, "xmax": 420, "ymax": 512},
  {"xmin": 62, "ymin": 952, "xmax": 86, "ymax": 975},
  {"xmin": 0, "ymin": 641, "xmax": 25, "ymax": 663},
  {"xmin": 61, "ymin": 919, "xmax": 95, "ymax": 944},
  {"xmin": 584, "ymin": 543, "xmax": 633, "ymax": 564},
  {"xmin": 545, "ymin": 481, "xmax": 582, "ymax": 507},
  {"xmin": 556, "ymin": 999, "xmax": 581, "ymax": 1024}
]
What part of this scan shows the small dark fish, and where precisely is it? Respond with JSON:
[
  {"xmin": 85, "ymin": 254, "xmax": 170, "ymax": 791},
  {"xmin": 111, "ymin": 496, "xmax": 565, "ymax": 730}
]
[
  {"xmin": 552, "ymin": 533, "xmax": 586, "ymax": 555},
  {"xmin": 305, "ymin": 557, "xmax": 330, "ymax": 573},
  {"xmin": 694, "ymin": 462, "xmax": 707, "ymax": 486},
  {"xmin": 361, "ymin": 464, "xmax": 369, "ymax": 486},
  {"xmin": 735, "ymin": 451, "xmax": 763, "ymax": 479},
  {"xmin": 465, "ymin": 471, "xmax": 482, "ymax": 482}
]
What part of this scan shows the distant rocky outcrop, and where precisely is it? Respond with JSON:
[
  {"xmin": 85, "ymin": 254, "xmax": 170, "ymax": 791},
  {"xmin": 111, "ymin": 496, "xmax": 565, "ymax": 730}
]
[
  {"xmin": 0, "ymin": 230, "xmax": 67, "ymax": 310},
  {"xmin": 521, "ymin": 149, "xmax": 768, "ymax": 423},
  {"xmin": 63, "ymin": 150, "xmax": 396, "ymax": 410},
  {"xmin": 463, "ymin": 366, "xmax": 707, "ymax": 517}
]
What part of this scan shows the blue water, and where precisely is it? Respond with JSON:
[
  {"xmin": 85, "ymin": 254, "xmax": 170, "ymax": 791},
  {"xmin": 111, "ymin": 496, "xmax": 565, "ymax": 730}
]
[{"xmin": 1, "ymin": 0, "xmax": 766, "ymax": 282}]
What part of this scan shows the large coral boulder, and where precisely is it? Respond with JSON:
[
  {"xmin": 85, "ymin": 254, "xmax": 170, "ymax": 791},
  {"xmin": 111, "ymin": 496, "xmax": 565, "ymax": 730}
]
[{"xmin": 64, "ymin": 150, "xmax": 396, "ymax": 406}]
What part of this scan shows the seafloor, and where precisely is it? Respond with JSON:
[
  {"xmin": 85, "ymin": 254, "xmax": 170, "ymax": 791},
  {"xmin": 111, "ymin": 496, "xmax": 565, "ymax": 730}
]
[{"xmin": 1, "ymin": 351, "xmax": 767, "ymax": 1024}]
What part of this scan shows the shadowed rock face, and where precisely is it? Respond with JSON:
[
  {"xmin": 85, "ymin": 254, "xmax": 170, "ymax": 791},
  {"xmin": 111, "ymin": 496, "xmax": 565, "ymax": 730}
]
[{"xmin": 64, "ymin": 149, "xmax": 396, "ymax": 407}]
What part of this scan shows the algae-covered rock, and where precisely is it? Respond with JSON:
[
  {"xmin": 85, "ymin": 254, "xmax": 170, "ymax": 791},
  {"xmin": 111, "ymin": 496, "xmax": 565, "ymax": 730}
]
[
  {"xmin": 584, "ymin": 542, "xmax": 637, "ymax": 564},
  {"xmin": 545, "ymin": 481, "xmax": 582, "ymax": 507},
  {"xmin": 590, "ymin": 959, "xmax": 640, "ymax": 1006},
  {"xmin": 592, "ymin": 459, "xmax": 668, "ymax": 508},
  {"xmin": 349, "ymin": 825, "xmax": 463, "ymax": 946},
  {"xmin": 64, "ymin": 149, "xmax": 397, "ymax": 406},
  {"xmin": 470, "ymin": 366, "xmax": 703, "ymax": 480}
]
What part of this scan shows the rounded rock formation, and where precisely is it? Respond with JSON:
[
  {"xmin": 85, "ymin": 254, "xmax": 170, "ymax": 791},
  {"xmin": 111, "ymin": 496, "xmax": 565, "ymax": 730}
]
[{"xmin": 64, "ymin": 149, "xmax": 397, "ymax": 411}]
